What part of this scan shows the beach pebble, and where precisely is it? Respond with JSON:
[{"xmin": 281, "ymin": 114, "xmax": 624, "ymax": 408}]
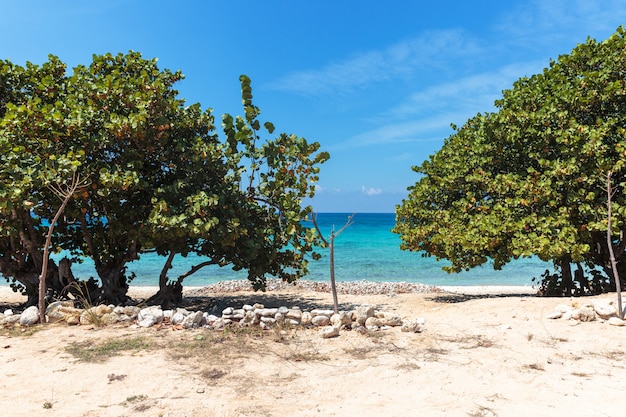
[
  {"xmin": 300, "ymin": 311, "xmax": 312, "ymax": 326},
  {"xmin": 607, "ymin": 317, "xmax": 625, "ymax": 326},
  {"xmin": 311, "ymin": 315, "xmax": 330, "ymax": 327},
  {"xmin": 320, "ymin": 326, "xmax": 340, "ymax": 338},
  {"xmin": 19, "ymin": 306, "xmax": 39, "ymax": 326},
  {"xmin": 353, "ymin": 305, "xmax": 375, "ymax": 325},
  {"xmin": 545, "ymin": 311, "xmax": 563, "ymax": 320},
  {"xmin": 257, "ymin": 308, "xmax": 278, "ymax": 318},
  {"xmin": 138, "ymin": 315, "xmax": 159, "ymax": 328},
  {"xmin": 576, "ymin": 307, "xmax": 596, "ymax": 322},
  {"xmin": 182, "ymin": 311, "xmax": 204, "ymax": 329},
  {"xmin": 310, "ymin": 309, "xmax": 334, "ymax": 317},
  {"xmin": 139, "ymin": 306, "xmax": 164, "ymax": 323},
  {"xmin": 330, "ymin": 311, "xmax": 352, "ymax": 327},
  {"xmin": 171, "ymin": 311, "xmax": 186, "ymax": 325},
  {"xmin": 401, "ymin": 319, "xmax": 424, "ymax": 333},
  {"xmin": 364, "ymin": 316, "xmax": 382, "ymax": 328},
  {"xmin": 376, "ymin": 312, "xmax": 403, "ymax": 327},
  {"xmin": 593, "ymin": 301, "xmax": 617, "ymax": 319},
  {"xmin": 286, "ymin": 309, "xmax": 302, "ymax": 321}
]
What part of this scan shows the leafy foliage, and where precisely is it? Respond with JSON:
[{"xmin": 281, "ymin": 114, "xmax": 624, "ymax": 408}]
[
  {"xmin": 0, "ymin": 52, "xmax": 329, "ymax": 305},
  {"xmin": 394, "ymin": 26, "xmax": 626, "ymax": 295}
]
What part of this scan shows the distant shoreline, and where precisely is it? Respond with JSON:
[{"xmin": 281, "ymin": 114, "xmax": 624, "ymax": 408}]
[{"xmin": 0, "ymin": 279, "xmax": 539, "ymax": 305}]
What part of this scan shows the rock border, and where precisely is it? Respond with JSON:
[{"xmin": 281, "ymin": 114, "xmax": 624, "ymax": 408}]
[{"xmin": 1, "ymin": 301, "xmax": 426, "ymax": 338}]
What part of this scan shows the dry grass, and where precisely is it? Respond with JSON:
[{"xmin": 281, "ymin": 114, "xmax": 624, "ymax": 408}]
[
  {"xmin": 286, "ymin": 350, "xmax": 330, "ymax": 362},
  {"xmin": 467, "ymin": 405, "xmax": 498, "ymax": 417},
  {"xmin": 65, "ymin": 336, "xmax": 153, "ymax": 362},
  {"xmin": 2, "ymin": 324, "xmax": 44, "ymax": 337},
  {"xmin": 524, "ymin": 363, "xmax": 545, "ymax": 371}
]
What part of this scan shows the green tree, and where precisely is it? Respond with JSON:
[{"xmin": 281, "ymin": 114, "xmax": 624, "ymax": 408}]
[
  {"xmin": 0, "ymin": 56, "xmax": 84, "ymax": 306},
  {"xmin": 146, "ymin": 75, "xmax": 329, "ymax": 306},
  {"xmin": 0, "ymin": 53, "xmax": 329, "ymax": 306},
  {"xmin": 394, "ymin": 26, "xmax": 626, "ymax": 296}
]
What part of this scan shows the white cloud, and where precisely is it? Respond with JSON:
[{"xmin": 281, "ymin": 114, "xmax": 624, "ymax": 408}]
[
  {"xmin": 267, "ymin": 29, "xmax": 481, "ymax": 97},
  {"xmin": 495, "ymin": 0, "xmax": 626, "ymax": 48},
  {"xmin": 335, "ymin": 61, "xmax": 545, "ymax": 149},
  {"xmin": 361, "ymin": 186, "xmax": 382, "ymax": 196}
]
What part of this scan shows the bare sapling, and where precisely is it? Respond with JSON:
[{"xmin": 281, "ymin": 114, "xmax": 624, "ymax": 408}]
[
  {"xmin": 606, "ymin": 171, "xmax": 624, "ymax": 320},
  {"xmin": 38, "ymin": 172, "xmax": 89, "ymax": 324},
  {"xmin": 312, "ymin": 212, "xmax": 354, "ymax": 314}
]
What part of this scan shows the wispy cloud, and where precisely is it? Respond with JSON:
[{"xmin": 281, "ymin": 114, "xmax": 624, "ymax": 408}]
[
  {"xmin": 267, "ymin": 29, "xmax": 482, "ymax": 97},
  {"xmin": 387, "ymin": 62, "xmax": 543, "ymax": 120},
  {"xmin": 361, "ymin": 186, "xmax": 382, "ymax": 196},
  {"xmin": 495, "ymin": 0, "xmax": 626, "ymax": 48},
  {"xmin": 334, "ymin": 61, "xmax": 546, "ymax": 149}
]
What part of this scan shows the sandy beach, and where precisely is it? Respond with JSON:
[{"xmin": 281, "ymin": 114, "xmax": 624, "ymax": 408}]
[{"xmin": 1, "ymin": 283, "xmax": 625, "ymax": 417}]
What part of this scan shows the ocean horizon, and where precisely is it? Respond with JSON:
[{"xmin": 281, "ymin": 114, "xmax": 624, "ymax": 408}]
[{"xmin": 3, "ymin": 213, "xmax": 553, "ymax": 288}]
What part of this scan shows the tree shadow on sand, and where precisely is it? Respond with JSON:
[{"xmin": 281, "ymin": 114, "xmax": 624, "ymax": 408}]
[
  {"xmin": 172, "ymin": 293, "xmax": 357, "ymax": 315},
  {"xmin": 426, "ymin": 292, "xmax": 538, "ymax": 304}
]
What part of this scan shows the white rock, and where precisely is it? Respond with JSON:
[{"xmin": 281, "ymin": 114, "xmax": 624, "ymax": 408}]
[
  {"xmin": 204, "ymin": 314, "xmax": 219, "ymax": 326},
  {"xmin": 171, "ymin": 311, "xmax": 186, "ymax": 325},
  {"xmin": 353, "ymin": 305, "xmax": 375, "ymax": 325},
  {"xmin": 593, "ymin": 301, "xmax": 617, "ymax": 319},
  {"xmin": 2, "ymin": 315, "xmax": 21, "ymax": 325},
  {"xmin": 138, "ymin": 315, "xmax": 159, "ymax": 328},
  {"xmin": 320, "ymin": 326, "xmax": 340, "ymax": 338},
  {"xmin": 300, "ymin": 311, "xmax": 312, "ymax": 326},
  {"xmin": 260, "ymin": 316, "xmax": 276, "ymax": 325},
  {"xmin": 607, "ymin": 317, "xmax": 625, "ymax": 326},
  {"xmin": 286, "ymin": 309, "xmax": 302, "ymax": 321},
  {"xmin": 310, "ymin": 309, "xmax": 334, "ymax": 317},
  {"xmin": 364, "ymin": 316, "xmax": 381, "ymax": 328},
  {"xmin": 182, "ymin": 311, "xmax": 204, "ymax": 329},
  {"xmin": 377, "ymin": 312, "xmax": 402, "ymax": 327},
  {"xmin": 330, "ymin": 311, "xmax": 352, "ymax": 327},
  {"xmin": 4, "ymin": 309, "xmax": 13, "ymax": 316},
  {"xmin": 577, "ymin": 307, "xmax": 596, "ymax": 322},
  {"xmin": 19, "ymin": 306, "xmax": 39, "ymax": 326},
  {"xmin": 545, "ymin": 311, "xmax": 563, "ymax": 320},
  {"xmin": 257, "ymin": 308, "xmax": 278, "ymax": 317},
  {"xmin": 138, "ymin": 306, "xmax": 164, "ymax": 323},
  {"xmin": 212, "ymin": 318, "xmax": 231, "ymax": 329},
  {"xmin": 401, "ymin": 319, "xmax": 423, "ymax": 333},
  {"xmin": 311, "ymin": 315, "xmax": 330, "ymax": 327},
  {"xmin": 222, "ymin": 307, "xmax": 234, "ymax": 316}
]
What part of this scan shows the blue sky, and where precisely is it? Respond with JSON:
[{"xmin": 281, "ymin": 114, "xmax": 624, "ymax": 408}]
[{"xmin": 2, "ymin": 1, "xmax": 626, "ymax": 213}]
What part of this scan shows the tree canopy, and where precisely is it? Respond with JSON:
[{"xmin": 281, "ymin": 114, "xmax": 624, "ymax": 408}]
[
  {"xmin": 0, "ymin": 52, "xmax": 329, "ymax": 306},
  {"xmin": 394, "ymin": 26, "xmax": 626, "ymax": 295}
]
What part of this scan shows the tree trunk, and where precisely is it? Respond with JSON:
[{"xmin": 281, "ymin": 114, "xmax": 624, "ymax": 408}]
[
  {"xmin": 95, "ymin": 262, "xmax": 130, "ymax": 305},
  {"xmin": 145, "ymin": 281, "xmax": 183, "ymax": 309},
  {"xmin": 329, "ymin": 233, "xmax": 339, "ymax": 314},
  {"xmin": 560, "ymin": 258, "xmax": 573, "ymax": 296}
]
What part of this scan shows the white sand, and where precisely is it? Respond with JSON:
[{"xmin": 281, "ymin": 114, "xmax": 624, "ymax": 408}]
[{"xmin": 1, "ymin": 284, "xmax": 625, "ymax": 417}]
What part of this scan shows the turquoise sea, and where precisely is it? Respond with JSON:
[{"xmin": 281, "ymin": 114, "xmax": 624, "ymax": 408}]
[{"xmin": 31, "ymin": 212, "xmax": 551, "ymax": 288}]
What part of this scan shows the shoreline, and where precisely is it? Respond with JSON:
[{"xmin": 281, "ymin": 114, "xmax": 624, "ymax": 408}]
[{"xmin": 0, "ymin": 279, "xmax": 539, "ymax": 306}]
